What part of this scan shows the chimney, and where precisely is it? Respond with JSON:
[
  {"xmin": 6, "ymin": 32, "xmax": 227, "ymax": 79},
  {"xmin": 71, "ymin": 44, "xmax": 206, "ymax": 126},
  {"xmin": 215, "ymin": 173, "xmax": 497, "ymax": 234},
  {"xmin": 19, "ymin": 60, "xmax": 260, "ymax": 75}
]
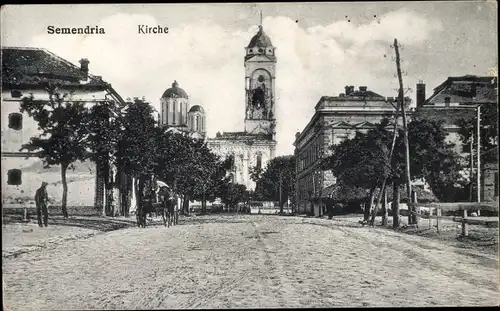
[
  {"xmin": 416, "ymin": 80, "xmax": 426, "ymax": 108},
  {"xmin": 345, "ymin": 85, "xmax": 355, "ymax": 95},
  {"xmin": 295, "ymin": 131, "xmax": 301, "ymax": 140},
  {"xmin": 359, "ymin": 86, "xmax": 367, "ymax": 92},
  {"xmin": 79, "ymin": 58, "xmax": 90, "ymax": 81}
]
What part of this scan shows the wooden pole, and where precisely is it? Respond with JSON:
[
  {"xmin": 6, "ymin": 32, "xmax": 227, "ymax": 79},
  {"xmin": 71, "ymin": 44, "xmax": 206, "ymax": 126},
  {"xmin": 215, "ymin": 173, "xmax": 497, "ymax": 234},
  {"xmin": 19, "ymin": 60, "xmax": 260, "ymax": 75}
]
[
  {"xmin": 470, "ymin": 136, "xmax": 474, "ymax": 202},
  {"xmin": 477, "ymin": 105, "xmax": 481, "ymax": 216},
  {"xmin": 394, "ymin": 38, "xmax": 415, "ymax": 225}
]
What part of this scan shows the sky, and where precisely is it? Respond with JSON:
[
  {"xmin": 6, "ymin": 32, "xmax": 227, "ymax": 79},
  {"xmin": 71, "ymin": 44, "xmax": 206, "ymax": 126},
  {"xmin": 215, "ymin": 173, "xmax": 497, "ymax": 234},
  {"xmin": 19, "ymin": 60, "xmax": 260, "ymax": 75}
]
[{"xmin": 1, "ymin": 2, "xmax": 497, "ymax": 156}]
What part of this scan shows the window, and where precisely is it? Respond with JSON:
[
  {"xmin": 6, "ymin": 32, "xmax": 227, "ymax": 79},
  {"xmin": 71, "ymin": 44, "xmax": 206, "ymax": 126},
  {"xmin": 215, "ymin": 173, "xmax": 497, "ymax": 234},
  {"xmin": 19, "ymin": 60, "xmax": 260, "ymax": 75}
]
[
  {"xmin": 258, "ymin": 48, "xmax": 264, "ymax": 53},
  {"xmin": 256, "ymin": 153, "xmax": 262, "ymax": 170},
  {"xmin": 8, "ymin": 113, "xmax": 23, "ymax": 130},
  {"xmin": 7, "ymin": 169, "xmax": 22, "ymax": 185},
  {"xmin": 11, "ymin": 90, "xmax": 22, "ymax": 98}
]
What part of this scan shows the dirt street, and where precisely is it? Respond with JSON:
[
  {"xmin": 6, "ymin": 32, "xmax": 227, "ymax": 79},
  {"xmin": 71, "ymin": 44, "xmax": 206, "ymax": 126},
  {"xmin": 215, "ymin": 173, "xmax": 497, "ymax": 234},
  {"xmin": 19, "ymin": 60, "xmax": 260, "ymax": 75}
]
[{"xmin": 2, "ymin": 215, "xmax": 498, "ymax": 309}]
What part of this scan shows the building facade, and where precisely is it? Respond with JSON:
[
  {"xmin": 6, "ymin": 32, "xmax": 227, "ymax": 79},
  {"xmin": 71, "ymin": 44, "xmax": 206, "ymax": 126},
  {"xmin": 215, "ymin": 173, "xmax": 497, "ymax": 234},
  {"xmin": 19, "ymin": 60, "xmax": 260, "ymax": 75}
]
[
  {"xmin": 1, "ymin": 47, "xmax": 124, "ymax": 208},
  {"xmin": 207, "ymin": 24, "xmax": 277, "ymax": 191},
  {"xmin": 416, "ymin": 75, "xmax": 498, "ymax": 201},
  {"xmin": 293, "ymin": 86, "xmax": 402, "ymax": 215}
]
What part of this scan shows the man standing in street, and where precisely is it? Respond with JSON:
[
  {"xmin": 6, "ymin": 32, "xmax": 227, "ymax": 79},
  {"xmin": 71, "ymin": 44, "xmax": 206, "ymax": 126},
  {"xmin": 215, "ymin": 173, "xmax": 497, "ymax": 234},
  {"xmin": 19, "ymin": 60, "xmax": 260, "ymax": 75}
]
[{"xmin": 35, "ymin": 182, "xmax": 49, "ymax": 227}]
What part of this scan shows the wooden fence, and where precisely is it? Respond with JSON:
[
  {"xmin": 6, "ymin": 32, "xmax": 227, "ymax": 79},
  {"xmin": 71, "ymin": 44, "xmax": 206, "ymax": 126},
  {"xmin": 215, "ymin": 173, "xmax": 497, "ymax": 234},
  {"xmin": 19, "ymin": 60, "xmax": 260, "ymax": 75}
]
[{"xmin": 408, "ymin": 202, "xmax": 499, "ymax": 236}]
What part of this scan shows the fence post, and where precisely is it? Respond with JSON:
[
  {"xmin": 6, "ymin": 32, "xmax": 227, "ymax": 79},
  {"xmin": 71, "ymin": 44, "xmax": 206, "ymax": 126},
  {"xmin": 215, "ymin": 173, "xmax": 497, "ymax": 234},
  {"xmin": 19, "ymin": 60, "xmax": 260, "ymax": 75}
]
[
  {"xmin": 412, "ymin": 191, "xmax": 419, "ymax": 228},
  {"xmin": 23, "ymin": 207, "xmax": 28, "ymax": 221},
  {"xmin": 429, "ymin": 207, "xmax": 432, "ymax": 229},
  {"xmin": 462, "ymin": 209, "xmax": 469, "ymax": 237},
  {"xmin": 436, "ymin": 208, "xmax": 441, "ymax": 233}
]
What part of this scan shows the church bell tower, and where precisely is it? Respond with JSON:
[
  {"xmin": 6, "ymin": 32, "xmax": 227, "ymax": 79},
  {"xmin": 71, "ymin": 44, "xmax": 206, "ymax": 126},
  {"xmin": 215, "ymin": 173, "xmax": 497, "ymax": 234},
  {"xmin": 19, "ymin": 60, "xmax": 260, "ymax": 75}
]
[{"xmin": 244, "ymin": 17, "xmax": 277, "ymax": 140}]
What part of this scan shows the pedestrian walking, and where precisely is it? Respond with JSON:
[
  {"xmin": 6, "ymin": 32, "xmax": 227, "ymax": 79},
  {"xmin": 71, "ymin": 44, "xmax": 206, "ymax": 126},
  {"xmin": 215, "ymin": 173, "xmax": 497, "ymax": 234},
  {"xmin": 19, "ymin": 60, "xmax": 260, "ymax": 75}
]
[{"xmin": 35, "ymin": 182, "xmax": 49, "ymax": 227}]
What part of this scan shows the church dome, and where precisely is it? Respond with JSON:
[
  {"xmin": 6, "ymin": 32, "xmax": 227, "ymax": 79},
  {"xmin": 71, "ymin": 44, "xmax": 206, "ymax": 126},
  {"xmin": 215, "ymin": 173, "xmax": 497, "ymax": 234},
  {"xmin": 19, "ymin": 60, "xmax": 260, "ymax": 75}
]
[
  {"xmin": 247, "ymin": 26, "xmax": 273, "ymax": 48},
  {"xmin": 189, "ymin": 105, "xmax": 205, "ymax": 113},
  {"xmin": 161, "ymin": 80, "xmax": 188, "ymax": 99}
]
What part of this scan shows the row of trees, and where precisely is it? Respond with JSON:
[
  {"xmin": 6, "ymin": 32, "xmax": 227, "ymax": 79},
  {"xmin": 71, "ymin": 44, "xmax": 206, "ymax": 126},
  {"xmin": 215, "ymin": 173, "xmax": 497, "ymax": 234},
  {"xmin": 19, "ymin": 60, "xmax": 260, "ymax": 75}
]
[
  {"xmin": 250, "ymin": 155, "xmax": 296, "ymax": 214},
  {"xmin": 20, "ymin": 83, "xmax": 242, "ymax": 218},
  {"xmin": 322, "ymin": 117, "xmax": 464, "ymax": 228}
]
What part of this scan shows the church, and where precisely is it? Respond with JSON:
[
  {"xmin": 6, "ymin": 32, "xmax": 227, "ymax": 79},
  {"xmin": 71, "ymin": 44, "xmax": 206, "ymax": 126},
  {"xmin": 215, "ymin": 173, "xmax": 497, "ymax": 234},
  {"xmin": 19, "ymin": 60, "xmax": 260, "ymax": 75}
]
[{"xmin": 159, "ymin": 22, "xmax": 278, "ymax": 191}]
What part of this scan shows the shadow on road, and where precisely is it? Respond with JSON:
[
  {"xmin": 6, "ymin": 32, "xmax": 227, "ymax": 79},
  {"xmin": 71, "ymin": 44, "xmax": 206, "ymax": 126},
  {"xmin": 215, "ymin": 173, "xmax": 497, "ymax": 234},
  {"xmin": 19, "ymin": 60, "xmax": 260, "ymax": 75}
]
[{"xmin": 3, "ymin": 214, "xmax": 137, "ymax": 232}]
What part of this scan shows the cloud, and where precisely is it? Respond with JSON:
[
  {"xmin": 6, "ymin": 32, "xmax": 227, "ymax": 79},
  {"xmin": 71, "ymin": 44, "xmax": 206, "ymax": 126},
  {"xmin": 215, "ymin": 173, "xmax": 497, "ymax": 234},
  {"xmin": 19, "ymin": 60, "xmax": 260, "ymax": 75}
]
[{"xmin": 27, "ymin": 8, "xmax": 443, "ymax": 156}]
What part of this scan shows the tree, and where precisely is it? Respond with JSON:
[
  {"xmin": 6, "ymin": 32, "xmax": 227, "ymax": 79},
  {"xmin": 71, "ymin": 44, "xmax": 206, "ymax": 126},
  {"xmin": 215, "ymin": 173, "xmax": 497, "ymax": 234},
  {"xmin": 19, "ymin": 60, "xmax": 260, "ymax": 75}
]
[
  {"xmin": 155, "ymin": 130, "xmax": 232, "ymax": 215},
  {"xmin": 323, "ymin": 118, "xmax": 462, "ymax": 228},
  {"xmin": 324, "ymin": 121, "xmax": 392, "ymax": 222},
  {"xmin": 85, "ymin": 99, "xmax": 125, "ymax": 216},
  {"xmin": 20, "ymin": 84, "xmax": 89, "ymax": 218},
  {"xmin": 220, "ymin": 182, "xmax": 248, "ymax": 211},
  {"xmin": 115, "ymin": 98, "xmax": 158, "ymax": 216},
  {"xmin": 254, "ymin": 155, "xmax": 296, "ymax": 214}
]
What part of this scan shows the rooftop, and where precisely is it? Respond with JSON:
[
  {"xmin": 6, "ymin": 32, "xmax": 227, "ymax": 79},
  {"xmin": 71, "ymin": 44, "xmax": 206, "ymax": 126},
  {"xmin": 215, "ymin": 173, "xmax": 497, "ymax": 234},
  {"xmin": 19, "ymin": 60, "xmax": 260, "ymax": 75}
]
[
  {"xmin": 247, "ymin": 26, "xmax": 273, "ymax": 49},
  {"xmin": 1, "ymin": 47, "xmax": 108, "ymax": 88},
  {"xmin": 425, "ymin": 75, "xmax": 498, "ymax": 105},
  {"xmin": 162, "ymin": 80, "xmax": 189, "ymax": 99}
]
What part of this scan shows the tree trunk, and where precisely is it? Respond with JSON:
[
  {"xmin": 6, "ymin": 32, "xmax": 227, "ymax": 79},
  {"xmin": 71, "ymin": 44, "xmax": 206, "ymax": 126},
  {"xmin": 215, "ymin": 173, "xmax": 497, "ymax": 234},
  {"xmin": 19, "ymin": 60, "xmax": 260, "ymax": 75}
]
[
  {"xmin": 104, "ymin": 161, "xmax": 113, "ymax": 217},
  {"xmin": 61, "ymin": 163, "xmax": 69, "ymax": 218},
  {"xmin": 125, "ymin": 175, "xmax": 132, "ymax": 217},
  {"xmin": 135, "ymin": 177, "xmax": 143, "ymax": 216},
  {"xmin": 183, "ymin": 195, "xmax": 190, "ymax": 215},
  {"xmin": 364, "ymin": 188, "xmax": 376, "ymax": 222},
  {"xmin": 392, "ymin": 182, "xmax": 401, "ymax": 228},
  {"xmin": 381, "ymin": 188, "xmax": 388, "ymax": 226},
  {"xmin": 94, "ymin": 162, "xmax": 105, "ymax": 215},
  {"xmin": 369, "ymin": 182, "xmax": 386, "ymax": 226}
]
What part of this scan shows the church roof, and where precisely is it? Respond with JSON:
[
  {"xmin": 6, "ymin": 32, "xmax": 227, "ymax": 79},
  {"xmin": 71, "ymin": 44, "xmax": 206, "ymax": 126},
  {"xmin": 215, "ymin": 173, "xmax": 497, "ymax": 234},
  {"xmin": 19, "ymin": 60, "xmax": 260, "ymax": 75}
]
[
  {"xmin": 247, "ymin": 26, "xmax": 273, "ymax": 48},
  {"xmin": 211, "ymin": 131, "xmax": 274, "ymax": 141},
  {"xmin": 189, "ymin": 105, "xmax": 204, "ymax": 113},
  {"xmin": 162, "ymin": 80, "xmax": 188, "ymax": 99}
]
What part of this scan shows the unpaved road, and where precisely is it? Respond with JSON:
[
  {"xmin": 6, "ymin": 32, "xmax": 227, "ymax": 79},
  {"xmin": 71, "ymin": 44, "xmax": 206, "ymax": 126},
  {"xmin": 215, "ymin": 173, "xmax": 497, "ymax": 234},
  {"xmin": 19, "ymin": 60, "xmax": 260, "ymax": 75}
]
[{"xmin": 3, "ymin": 215, "xmax": 499, "ymax": 309}]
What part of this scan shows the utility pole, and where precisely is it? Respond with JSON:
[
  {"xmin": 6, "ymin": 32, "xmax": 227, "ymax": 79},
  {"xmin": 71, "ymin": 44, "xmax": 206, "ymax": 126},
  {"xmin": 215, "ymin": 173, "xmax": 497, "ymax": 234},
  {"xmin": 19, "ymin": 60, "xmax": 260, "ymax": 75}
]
[
  {"xmin": 477, "ymin": 105, "xmax": 481, "ymax": 215},
  {"xmin": 394, "ymin": 38, "xmax": 415, "ymax": 226},
  {"xmin": 470, "ymin": 135, "xmax": 474, "ymax": 202}
]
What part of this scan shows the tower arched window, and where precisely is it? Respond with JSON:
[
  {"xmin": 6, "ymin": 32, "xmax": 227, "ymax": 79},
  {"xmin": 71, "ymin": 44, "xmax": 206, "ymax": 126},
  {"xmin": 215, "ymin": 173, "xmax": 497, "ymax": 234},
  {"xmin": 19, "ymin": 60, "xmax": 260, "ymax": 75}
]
[
  {"xmin": 195, "ymin": 115, "xmax": 199, "ymax": 132},
  {"xmin": 256, "ymin": 153, "xmax": 262, "ymax": 171}
]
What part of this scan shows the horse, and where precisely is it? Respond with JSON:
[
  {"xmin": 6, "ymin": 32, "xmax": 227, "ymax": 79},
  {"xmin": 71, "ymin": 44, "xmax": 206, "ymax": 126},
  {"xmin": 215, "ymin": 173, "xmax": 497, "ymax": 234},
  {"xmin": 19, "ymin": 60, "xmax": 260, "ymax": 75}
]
[
  {"xmin": 159, "ymin": 186, "xmax": 176, "ymax": 227},
  {"xmin": 136, "ymin": 178, "xmax": 157, "ymax": 228},
  {"xmin": 136, "ymin": 200, "xmax": 152, "ymax": 228}
]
